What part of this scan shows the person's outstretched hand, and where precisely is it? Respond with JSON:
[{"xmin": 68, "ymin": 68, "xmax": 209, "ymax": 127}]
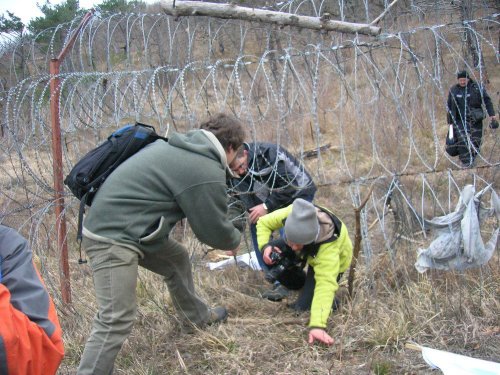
[{"xmin": 308, "ymin": 328, "xmax": 334, "ymax": 346}]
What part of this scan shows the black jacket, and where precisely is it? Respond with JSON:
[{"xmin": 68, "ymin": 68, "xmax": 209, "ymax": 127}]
[
  {"xmin": 447, "ymin": 80, "xmax": 494, "ymax": 126},
  {"xmin": 229, "ymin": 142, "xmax": 316, "ymax": 212}
]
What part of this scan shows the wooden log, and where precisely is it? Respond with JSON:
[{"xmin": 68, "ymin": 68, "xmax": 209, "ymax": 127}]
[
  {"xmin": 160, "ymin": 1, "xmax": 381, "ymax": 36},
  {"xmin": 303, "ymin": 143, "xmax": 337, "ymax": 159}
]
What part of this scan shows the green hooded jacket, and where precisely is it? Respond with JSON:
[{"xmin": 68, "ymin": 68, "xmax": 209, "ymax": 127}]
[{"xmin": 83, "ymin": 129, "xmax": 241, "ymax": 255}]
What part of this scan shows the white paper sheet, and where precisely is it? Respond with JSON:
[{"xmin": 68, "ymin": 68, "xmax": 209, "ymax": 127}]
[
  {"xmin": 206, "ymin": 252, "xmax": 262, "ymax": 271},
  {"xmin": 421, "ymin": 346, "xmax": 500, "ymax": 375}
]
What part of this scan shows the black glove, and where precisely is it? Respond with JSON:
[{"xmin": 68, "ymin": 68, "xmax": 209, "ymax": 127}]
[{"xmin": 490, "ymin": 119, "xmax": 499, "ymax": 129}]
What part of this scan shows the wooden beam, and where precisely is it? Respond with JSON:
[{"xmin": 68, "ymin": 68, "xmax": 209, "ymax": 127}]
[
  {"xmin": 160, "ymin": 1, "xmax": 381, "ymax": 36},
  {"xmin": 303, "ymin": 143, "xmax": 337, "ymax": 159},
  {"xmin": 347, "ymin": 184, "xmax": 375, "ymax": 298}
]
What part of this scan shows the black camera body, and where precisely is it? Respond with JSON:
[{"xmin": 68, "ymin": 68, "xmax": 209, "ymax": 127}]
[
  {"xmin": 269, "ymin": 249, "xmax": 283, "ymax": 263},
  {"xmin": 265, "ymin": 248, "xmax": 297, "ymax": 284}
]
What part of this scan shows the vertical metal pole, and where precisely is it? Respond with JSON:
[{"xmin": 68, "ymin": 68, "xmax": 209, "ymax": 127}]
[
  {"xmin": 48, "ymin": 10, "xmax": 94, "ymax": 304},
  {"xmin": 49, "ymin": 58, "xmax": 71, "ymax": 304}
]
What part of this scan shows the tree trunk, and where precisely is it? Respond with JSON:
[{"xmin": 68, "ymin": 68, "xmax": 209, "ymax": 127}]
[
  {"xmin": 160, "ymin": 0, "xmax": 381, "ymax": 36},
  {"xmin": 461, "ymin": 0, "xmax": 484, "ymax": 74}
]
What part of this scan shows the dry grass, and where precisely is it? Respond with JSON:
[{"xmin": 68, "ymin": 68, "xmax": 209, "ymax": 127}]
[{"xmin": 46, "ymin": 231, "xmax": 500, "ymax": 375}]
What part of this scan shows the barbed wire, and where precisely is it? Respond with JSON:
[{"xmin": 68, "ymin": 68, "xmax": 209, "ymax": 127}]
[{"xmin": 0, "ymin": 3, "xmax": 498, "ymax": 303}]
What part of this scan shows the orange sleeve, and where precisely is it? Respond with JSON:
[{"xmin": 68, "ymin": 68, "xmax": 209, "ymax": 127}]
[{"xmin": 0, "ymin": 284, "xmax": 64, "ymax": 375}]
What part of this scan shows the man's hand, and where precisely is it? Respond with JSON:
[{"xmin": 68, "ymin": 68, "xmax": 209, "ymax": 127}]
[
  {"xmin": 225, "ymin": 248, "xmax": 239, "ymax": 257},
  {"xmin": 262, "ymin": 246, "xmax": 281, "ymax": 265},
  {"xmin": 248, "ymin": 203, "xmax": 268, "ymax": 224},
  {"xmin": 308, "ymin": 328, "xmax": 334, "ymax": 346}
]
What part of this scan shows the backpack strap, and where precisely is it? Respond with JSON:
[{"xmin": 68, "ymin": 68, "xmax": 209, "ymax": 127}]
[
  {"xmin": 77, "ymin": 193, "xmax": 88, "ymax": 264},
  {"xmin": 302, "ymin": 206, "xmax": 342, "ymax": 258},
  {"xmin": 315, "ymin": 205, "xmax": 342, "ymax": 242}
]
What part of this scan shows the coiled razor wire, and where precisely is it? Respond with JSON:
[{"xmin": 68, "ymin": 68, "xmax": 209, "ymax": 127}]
[{"xmin": 0, "ymin": 3, "xmax": 498, "ymax": 303}]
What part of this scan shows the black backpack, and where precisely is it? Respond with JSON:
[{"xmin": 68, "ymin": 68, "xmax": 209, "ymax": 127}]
[{"xmin": 64, "ymin": 123, "xmax": 167, "ymax": 250}]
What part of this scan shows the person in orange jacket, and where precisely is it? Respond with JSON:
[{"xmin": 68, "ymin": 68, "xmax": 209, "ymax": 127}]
[{"xmin": 0, "ymin": 224, "xmax": 64, "ymax": 375}]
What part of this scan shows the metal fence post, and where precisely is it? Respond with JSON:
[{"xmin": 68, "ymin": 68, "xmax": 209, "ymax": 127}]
[{"xmin": 49, "ymin": 10, "xmax": 94, "ymax": 305}]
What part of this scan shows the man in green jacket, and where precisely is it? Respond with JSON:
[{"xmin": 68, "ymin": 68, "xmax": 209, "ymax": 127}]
[
  {"xmin": 77, "ymin": 113, "xmax": 245, "ymax": 375},
  {"xmin": 256, "ymin": 199, "xmax": 353, "ymax": 346}
]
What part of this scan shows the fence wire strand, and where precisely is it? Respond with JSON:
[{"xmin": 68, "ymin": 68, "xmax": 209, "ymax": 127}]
[{"xmin": 0, "ymin": 3, "xmax": 498, "ymax": 303}]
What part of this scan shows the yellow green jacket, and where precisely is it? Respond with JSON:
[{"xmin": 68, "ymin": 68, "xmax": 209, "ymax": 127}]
[{"xmin": 256, "ymin": 204, "xmax": 353, "ymax": 328}]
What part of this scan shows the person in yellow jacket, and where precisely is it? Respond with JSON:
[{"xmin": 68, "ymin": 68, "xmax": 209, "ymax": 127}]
[{"xmin": 256, "ymin": 198, "xmax": 353, "ymax": 345}]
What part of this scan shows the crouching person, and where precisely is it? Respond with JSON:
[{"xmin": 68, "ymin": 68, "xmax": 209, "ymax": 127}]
[
  {"xmin": 256, "ymin": 199, "xmax": 353, "ymax": 345},
  {"xmin": 0, "ymin": 225, "xmax": 64, "ymax": 375},
  {"xmin": 77, "ymin": 113, "xmax": 245, "ymax": 375}
]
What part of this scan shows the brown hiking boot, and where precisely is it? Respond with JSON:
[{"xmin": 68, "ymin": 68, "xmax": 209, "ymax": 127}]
[{"xmin": 181, "ymin": 306, "xmax": 228, "ymax": 333}]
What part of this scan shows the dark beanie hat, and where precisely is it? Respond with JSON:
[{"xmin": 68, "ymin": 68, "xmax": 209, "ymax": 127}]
[
  {"xmin": 284, "ymin": 199, "xmax": 319, "ymax": 245},
  {"xmin": 457, "ymin": 70, "xmax": 469, "ymax": 79}
]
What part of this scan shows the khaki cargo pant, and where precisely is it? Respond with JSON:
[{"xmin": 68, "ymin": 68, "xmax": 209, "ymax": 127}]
[{"xmin": 77, "ymin": 236, "xmax": 209, "ymax": 375}]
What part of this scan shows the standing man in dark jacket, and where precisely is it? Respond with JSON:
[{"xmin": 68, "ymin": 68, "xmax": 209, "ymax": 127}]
[
  {"xmin": 227, "ymin": 142, "xmax": 316, "ymax": 300},
  {"xmin": 77, "ymin": 113, "xmax": 246, "ymax": 375},
  {"xmin": 446, "ymin": 70, "xmax": 497, "ymax": 166}
]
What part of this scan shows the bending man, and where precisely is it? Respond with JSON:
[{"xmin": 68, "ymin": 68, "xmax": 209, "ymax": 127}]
[{"xmin": 78, "ymin": 113, "xmax": 245, "ymax": 375}]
